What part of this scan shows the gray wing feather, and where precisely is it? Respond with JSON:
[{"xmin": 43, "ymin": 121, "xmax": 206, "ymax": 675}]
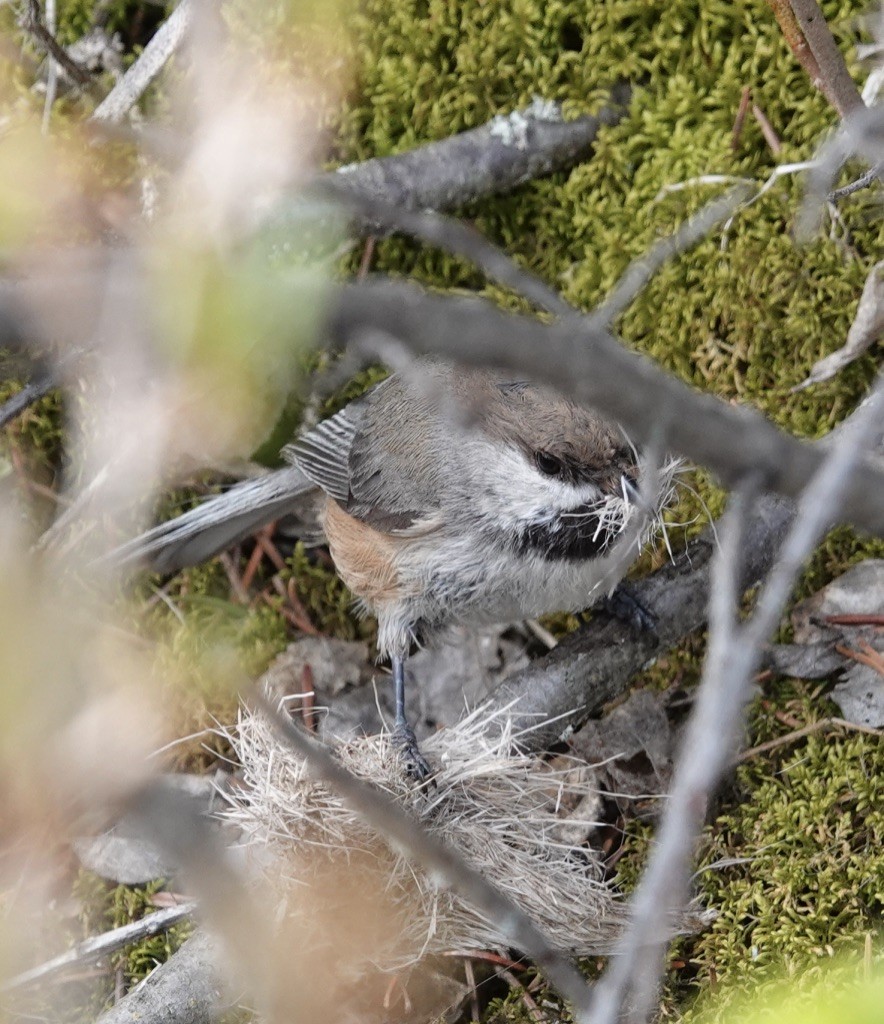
[{"xmin": 283, "ymin": 405, "xmax": 361, "ymax": 503}]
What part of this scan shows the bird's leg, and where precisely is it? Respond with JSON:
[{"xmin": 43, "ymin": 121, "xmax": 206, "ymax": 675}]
[{"xmin": 390, "ymin": 655, "xmax": 433, "ymax": 781}]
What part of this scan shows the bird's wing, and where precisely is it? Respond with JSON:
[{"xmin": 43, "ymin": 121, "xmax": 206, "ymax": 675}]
[{"xmin": 286, "ymin": 375, "xmax": 443, "ymax": 534}]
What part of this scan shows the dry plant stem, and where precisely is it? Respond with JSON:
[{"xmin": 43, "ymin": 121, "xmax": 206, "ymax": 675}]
[
  {"xmin": 787, "ymin": 0, "xmax": 864, "ymax": 118},
  {"xmin": 588, "ymin": 377, "xmax": 884, "ymax": 1024},
  {"xmin": 731, "ymin": 86, "xmax": 751, "ymax": 150},
  {"xmin": 326, "ymin": 279, "xmax": 884, "ymax": 536},
  {"xmin": 738, "ymin": 717, "xmax": 882, "ymax": 761},
  {"xmin": 250, "ymin": 690, "xmax": 594, "ymax": 1020},
  {"xmin": 91, "ymin": 0, "xmax": 191, "ymax": 123},
  {"xmin": 2, "ymin": 902, "xmax": 196, "ymax": 992}
]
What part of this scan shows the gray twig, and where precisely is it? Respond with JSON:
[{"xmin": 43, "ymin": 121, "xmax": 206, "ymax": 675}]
[
  {"xmin": 24, "ymin": 0, "xmax": 92, "ymax": 89},
  {"xmin": 2, "ymin": 902, "xmax": 196, "ymax": 992},
  {"xmin": 590, "ymin": 186, "xmax": 751, "ymax": 328},
  {"xmin": 827, "ymin": 160, "xmax": 884, "ymax": 202},
  {"xmin": 317, "ymin": 183, "xmax": 573, "ymax": 317},
  {"xmin": 91, "ymin": 0, "xmax": 191, "ymax": 123},
  {"xmin": 314, "ymin": 83, "xmax": 633, "ymax": 214},
  {"xmin": 793, "ymin": 259, "xmax": 884, "ymax": 390},
  {"xmin": 0, "ymin": 372, "xmax": 55, "ymax": 430},
  {"xmin": 788, "ymin": 0, "xmax": 864, "ymax": 119}
]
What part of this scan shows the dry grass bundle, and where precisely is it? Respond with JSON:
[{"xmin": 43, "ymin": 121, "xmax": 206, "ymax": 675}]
[{"xmin": 222, "ymin": 699, "xmax": 627, "ymax": 981}]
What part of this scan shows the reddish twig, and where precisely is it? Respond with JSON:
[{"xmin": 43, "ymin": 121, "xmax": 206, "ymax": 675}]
[
  {"xmin": 765, "ymin": 0, "xmax": 825, "ymax": 93},
  {"xmin": 217, "ymin": 551, "xmax": 249, "ymax": 604},
  {"xmin": 240, "ymin": 524, "xmax": 275, "ymax": 591},
  {"xmin": 499, "ymin": 968, "xmax": 548, "ymax": 1024},
  {"xmin": 444, "ymin": 951, "xmax": 529, "ymax": 972},
  {"xmin": 357, "ymin": 236, "xmax": 376, "ymax": 280},
  {"xmin": 752, "ymin": 103, "xmax": 782, "ymax": 155},
  {"xmin": 255, "ymin": 532, "xmax": 287, "ymax": 573},
  {"xmin": 825, "ymin": 613, "xmax": 884, "ymax": 627},
  {"xmin": 787, "ymin": 0, "xmax": 864, "ymax": 119},
  {"xmin": 835, "ymin": 641, "xmax": 884, "ymax": 677},
  {"xmin": 731, "ymin": 86, "xmax": 751, "ymax": 151}
]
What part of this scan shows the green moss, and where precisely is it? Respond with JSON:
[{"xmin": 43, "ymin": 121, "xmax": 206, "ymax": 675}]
[
  {"xmin": 283, "ymin": 541, "xmax": 373, "ymax": 643},
  {"xmin": 73, "ymin": 872, "xmax": 194, "ymax": 1000}
]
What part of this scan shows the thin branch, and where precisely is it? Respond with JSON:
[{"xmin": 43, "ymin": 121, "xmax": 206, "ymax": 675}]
[
  {"xmin": 250, "ymin": 690, "xmax": 594, "ymax": 1019},
  {"xmin": 586, "ymin": 485, "xmax": 757, "ymax": 1024},
  {"xmin": 0, "ymin": 372, "xmax": 55, "ymax": 430},
  {"xmin": 827, "ymin": 160, "xmax": 884, "ymax": 202},
  {"xmin": 589, "ymin": 186, "xmax": 751, "ymax": 327},
  {"xmin": 91, "ymin": 0, "xmax": 191, "ymax": 123},
  {"xmin": 324, "ymin": 278, "xmax": 884, "ymax": 537},
  {"xmin": 787, "ymin": 0, "xmax": 864, "ymax": 119},
  {"xmin": 317, "ymin": 183, "xmax": 573, "ymax": 317},
  {"xmin": 23, "ymin": 0, "xmax": 93, "ymax": 89},
  {"xmin": 737, "ymin": 717, "xmax": 882, "ymax": 761},
  {"xmin": 2, "ymin": 902, "xmax": 196, "ymax": 991}
]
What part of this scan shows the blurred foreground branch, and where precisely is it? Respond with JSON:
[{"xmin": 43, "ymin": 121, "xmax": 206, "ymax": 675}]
[{"xmin": 326, "ymin": 278, "xmax": 884, "ymax": 536}]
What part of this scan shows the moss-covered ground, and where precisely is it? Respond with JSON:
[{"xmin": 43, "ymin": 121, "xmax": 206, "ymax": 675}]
[{"xmin": 1, "ymin": 0, "xmax": 882, "ymax": 1019}]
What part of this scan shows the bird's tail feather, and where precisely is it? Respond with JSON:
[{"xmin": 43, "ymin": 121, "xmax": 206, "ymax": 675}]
[{"xmin": 111, "ymin": 465, "xmax": 317, "ymax": 573}]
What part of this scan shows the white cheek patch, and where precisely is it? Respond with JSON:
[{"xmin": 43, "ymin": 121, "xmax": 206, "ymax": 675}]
[{"xmin": 467, "ymin": 442, "xmax": 604, "ymax": 529}]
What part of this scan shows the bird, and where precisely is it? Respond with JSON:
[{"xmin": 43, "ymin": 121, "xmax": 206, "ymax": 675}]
[{"xmin": 116, "ymin": 360, "xmax": 658, "ymax": 779}]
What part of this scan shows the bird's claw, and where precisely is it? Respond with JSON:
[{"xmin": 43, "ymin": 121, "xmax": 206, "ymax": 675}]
[
  {"xmin": 602, "ymin": 581, "xmax": 658, "ymax": 635},
  {"xmin": 391, "ymin": 721, "xmax": 434, "ymax": 783}
]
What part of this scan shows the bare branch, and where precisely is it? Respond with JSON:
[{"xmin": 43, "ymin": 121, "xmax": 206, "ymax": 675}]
[
  {"xmin": 91, "ymin": 0, "xmax": 191, "ymax": 123},
  {"xmin": 794, "ymin": 259, "xmax": 884, "ymax": 390},
  {"xmin": 0, "ymin": 372, "xmax": 55, "ymax": 429},
  {"xmin": 325, "ymin": 278, "xmax": 884, "ymax": 537},
  {"xmin": 2, "ymin": 902, "xmax": 196, "ymax": 992},
  {"xmin": 23, "ymin": 0, "xmax": 93, "ymax": 89},
  {"xmin": 788, "ymin": 0, "xmax": 864, "ymax": 118},
  {"xmin": 318, "ymin": 184, "xmax": 573, "ymax": 317},
  {"xmin": 589, "ymin": 186, "xmax": 751, "ymax": 327},
  {"xmin": 313, "ymin": 83, "xmax": 633, "ymax": 214},
  {"xmin": 827, "ymin": 160, "xmax": 884, "ymax": 202}
]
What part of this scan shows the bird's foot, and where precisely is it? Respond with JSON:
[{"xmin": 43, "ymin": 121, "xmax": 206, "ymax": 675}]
[
  {"xmin": 391, "ymin": 720, "xmax": 434, "ymax": 783},
  {"xmin": 601, "ymin": 581, "xmax": 658, "ymax": 634}
]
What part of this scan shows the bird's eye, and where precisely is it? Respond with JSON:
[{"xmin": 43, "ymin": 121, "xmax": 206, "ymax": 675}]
[{"xmin": 534, "ymin": 451, "xmax": 564, "ymax": 477}]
